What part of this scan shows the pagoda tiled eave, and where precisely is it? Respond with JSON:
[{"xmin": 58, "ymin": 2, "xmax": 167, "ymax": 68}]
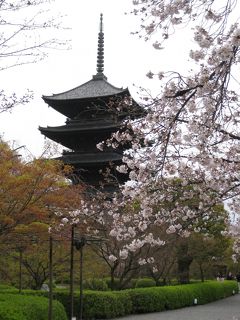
[
  {"xmin": 39, "ymin": 122, "xmax": 121, "ymax": 134},
  {"xmin": 60, "ymin": 151, "xmax": 125, "ymax": 186},
  {"xmin": 60, "ymin": 151, "xmax": 122, "ymax": 165},
  {"xmin": 42, "ymin": 77, "xmax": 127, "ymax": 101},
  {"xmin": 42, "ymin": 79, "xmax": 130, "ymax": 119},
  {"xmin": 39, "ymin": 121, "xmax": 121, "ymax": 150}
]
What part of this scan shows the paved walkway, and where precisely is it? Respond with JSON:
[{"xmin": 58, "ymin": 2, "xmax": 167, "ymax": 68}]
[{"xmin": 113, "ymin": 293, "xmax": 240, "ymax": 320}]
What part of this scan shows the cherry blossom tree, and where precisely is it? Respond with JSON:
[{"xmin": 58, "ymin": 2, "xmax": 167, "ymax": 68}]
[
  {"xmin": 85, "ymin": 0, "xmax": 240, "ymax": 261},
  {"xmin": 75, "ymin": 192, "xmax": 165, "ymax": 290}
]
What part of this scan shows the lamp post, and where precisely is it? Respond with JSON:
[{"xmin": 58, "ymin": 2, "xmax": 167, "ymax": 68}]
[
  {"xmin": 73, "ymin": 233, "xmax": 106, "ymax": 320},
  {"xmin": 74, "ymin": 236, "xmax": 86, "ymax": 320},
  {"xmin": 69, "ymin": 225, "xmax": 75, "ymax": 320},
  {"xmin": 48, "ymin": 234, "xmax": 53, "ymax": 320}
]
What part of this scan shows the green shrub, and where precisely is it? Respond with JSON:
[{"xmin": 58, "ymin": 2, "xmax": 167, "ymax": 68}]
[
  {"xmin": 128, "ymin": 278, "xmax": 138, "ymax": 289},
  {"xmin": 126, "ymin": 287, "xmax": 166, "ymax": 313},
  {"xmin": 186, "ymin": 280, "xmax": 237, "ymax": 305},
  {"xmin": 127, "ymin": 280, "xmax": 238, "ymax": 314},
  {"xmin": 83, "ymin": 278, "xmax": 108, "ymax": 291},
  {"xmin": 104, "ymin": 277, "xmax": 138, "ymax": 290},
  {"xmin": 104, "ymin": 277, "xmax": 121, "ymax": 290},
  {"xmin": 0, "ymin": 293, "xmax": 67, "ymax": 320},
  {"xmin": 82, "ymin": 291, "xmax": 131, "ymax": 319},
  {"xmin": 0, "ymin": 285, "xmax": 17, "ymax": 291},
  {"xmin": 0, "ymin": 307, "xmax": 25, "ymax": 320},
  {"xmin": 135, "ymin": 278, "xmax": 156, "ymax": 288},
  {"xmin": 43, "ymin": 290, "xmax": 132, "ymax": 319},
  {"xmin": 7, "ymin": 280, "xmax": 237, "ymax": 319}
]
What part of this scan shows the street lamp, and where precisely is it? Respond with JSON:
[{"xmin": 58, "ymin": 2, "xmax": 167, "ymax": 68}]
[
  {"xmin": 69, "ymin": 225, "xmax": 75, "ymax": 320},
  {"xmin": 74, "ymin": 236, "xmax": 86, "ymax": 320},
  {"xmin": 48, "ymin": 233, "xmax": 53, "ymax": 320},
  {"xmin": 73, "ymin": 233, "xmax": 106, "ymax": 320}
]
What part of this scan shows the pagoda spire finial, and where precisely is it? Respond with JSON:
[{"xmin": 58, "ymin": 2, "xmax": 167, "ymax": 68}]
[{"xmin": 93, "ymin": 13, "xmax": 107, "ymax": 80}]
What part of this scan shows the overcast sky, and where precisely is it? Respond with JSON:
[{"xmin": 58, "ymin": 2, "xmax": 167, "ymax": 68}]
[{"xmin": 0, "ymin": 0, "xmax": 192, "ymax": 157}]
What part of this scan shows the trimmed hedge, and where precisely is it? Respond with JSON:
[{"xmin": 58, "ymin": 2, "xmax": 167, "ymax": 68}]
[
  {"xmin": 0, "ymin": 293, "xmax": 67, "ymax": 320},
  {"xmin": 28, "ymin": 290, "xmax": 132, "ymax": 319},
  {"xmin": 82, "ymin": 291, "xmax": 132, "ymax": 319},
  {"xmin": 0, "ymin": 285, "xmax": 18, "ymax": 293},
  {"xmin": 1, "ymin": 281, "xmax": 237, "ymax": 319},
  {"xmin": 126, "ymin": 281, "xmax": 238, "ymax": 314},
  {"xmin": 29, "ymin": 280, "xmax": 238, "ymax": 319}
]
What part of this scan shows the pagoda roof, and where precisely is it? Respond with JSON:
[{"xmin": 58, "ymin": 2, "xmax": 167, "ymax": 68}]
[
  {"xmin": 39, "ymin": 122, "xmax": 120, "ymax": 134},
  {"xmin": 39, "ymin": 119, "xmax": 123, "ymax": 149},
  {"xmin": 41, "ymin": 14, "xmax": 141, "ymax": 120},
  {"xmin": 60, "ymin": 151, "xmax": 122, "ymax": 165},
  {"xmin": 42, "ymin": 76, "xmax": 129, "ymax": 102},
  {"xmin": 42, "ymin": 14, "xmax": 130, "ymax": 107}
]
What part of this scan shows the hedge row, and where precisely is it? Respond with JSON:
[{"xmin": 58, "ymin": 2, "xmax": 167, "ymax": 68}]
[
  {"xmin": 0, "ymin": 293, "xmax": 67, "ymax": 320},
  {"xmin": 0, "ymin": 285, "xmax": 18, "ymax": 292},
  {"xmin": 127, "ymin": 281, "xmax": 238, "ymax": 314},
  {"xmin": 20, "ymin": 280, "xmax": 238, "ymax": 319},
  {"xmin": 20, "ymin": 289, "xmax": 131, "ymax": 319}
]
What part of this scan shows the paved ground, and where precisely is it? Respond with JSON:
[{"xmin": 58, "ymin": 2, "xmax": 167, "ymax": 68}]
[{"xmin": 113, "ymin": 293, "xmax": 240, "ymax": 320}]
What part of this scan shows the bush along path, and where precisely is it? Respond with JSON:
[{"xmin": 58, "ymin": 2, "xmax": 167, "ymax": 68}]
[
  {"xmin": 111, "ymin": 289, "xmax": 240, "ymax": 320},
  {"xmin": 66, "ymin": 281, "xmax": 238, "ymax": 319},
  {"xmin": 28, "ymin": 280, "xmax": 239, "ymax": 319},
  {"xmin": 0, "ymin": 293, "xmax": 67, "ymax": 320},
  {"xmin": 0, "ymin": 281, "xmax": 237, "ymax": 319}
]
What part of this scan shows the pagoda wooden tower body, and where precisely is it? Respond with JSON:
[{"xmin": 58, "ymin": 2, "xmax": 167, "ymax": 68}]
[{"xmin": 39, "ymin": 14, "xmax": 141, "ymax": 187}]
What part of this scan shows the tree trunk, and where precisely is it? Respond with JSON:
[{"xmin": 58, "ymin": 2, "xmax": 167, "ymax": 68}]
[
  {"xmin": 177, "ymin": 240, "xmax": 193, "ymax": 284},
  {"xmin": 110, "ymin": 270, "xmax": 115, "ymax": 290},
  {"xmin": 199, "ymin": 263, "xmax": 205, "ymax": 282}
]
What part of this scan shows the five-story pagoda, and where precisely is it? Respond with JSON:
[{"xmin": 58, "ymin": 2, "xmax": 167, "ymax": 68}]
[{"xmin": 39, "ymin": 14, "xmax": 142, "ymax": 188}]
